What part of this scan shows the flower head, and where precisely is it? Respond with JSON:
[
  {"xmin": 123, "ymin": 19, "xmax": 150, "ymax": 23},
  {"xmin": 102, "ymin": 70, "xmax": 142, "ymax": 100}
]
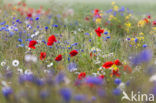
[
  {"xmin": 12, "ymin": 60, "xmax": 19, "ymax": 67},
  {"xmin": 55, "ymin": 54, "xmax": 62, "ymax": 61},
  {"xmin": 60, "ymin": 88, "xmax": 72, "ymax": 103},
  {"xmin": 2, "ymin": 87, "xmax": 13, "ymax": 98},
  {"xmin": 69, "ymin": 50, "xmax": 78, "ymax": 57},
  {"xmin": 47, "ymin": 35, "xmax": 57, "ymax": 46},
  {"xmin": 29, "ymin": 40, "xmax": 37, "ymax": 49},
  {"xmin": 40, "ymin": 52, "xmax": 46, "ymax": 60},
  {"xmin": 102, "ymin": 61, "xmax": 114, "ymax": 69},
  {"xmin": 95, "ymin": 27, "xmax": 104, "ymax": 37},
  {"xmin": 78, "ymin": 72, "xmax": 86, "ymax": 80}
]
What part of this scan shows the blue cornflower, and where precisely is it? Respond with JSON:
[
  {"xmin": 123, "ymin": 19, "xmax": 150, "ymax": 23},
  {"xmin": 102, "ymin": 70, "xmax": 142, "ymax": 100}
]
[
  {"xmin": 114, "ymin": 78, "xmax": 121, "ymax": 85},
  {"xmin": 134, "ymin": 38, "xmax": 138, "ymax": 43},
  {"xmin": 2, "ymin": 87, "xmax": 13, "ymax": 98},
  {"xmin": 45, "ymin": 26, "xmax": 48, "ymax": 30},
  {"xmin": 68, "ymin": 62, "xmax": 77, "ymax": 72},
  {"xmin": 106, "ymin": 36, "xmax": 111, "ymax": 39},
  {"xmin": 60, "ymin": 88, "xmax": 72, "ymax": 103},
  {"xmin": 85, "ymin": 33, "xmax": 90, "ymax": 35},
  {"xmin": 52, "ymin": 24, "xmax": 58, "ymax": 27},
  {"xmin": 143, "ymin": 44, "xmax": 147, "ymax": 48},
  {"xmin": 74, "ymin": 94, "xmax": 86, "ymax": 101},
  {"xmin": 104, "ymin": 31, "xmax": 108, "ymax": 35},
  {"xmin": 55, "ymin": 72, "xmax": 65, "ymax": 84},
  {"xmin": 16, "ymin": 19, "xmax": 20, "ymax": 22},
  {"xmin": 113, "ymin": 88, "xmax": 121, "ymax": 96},
  {"xmin": 35, "ymin": 17, "xmax": 39, "ymax": 21},
  {"xmin": 130, "ymin": 49, "xmax": 152, "ymax": 66},
  {"xmin": 85, "ymin": 76, "xmax": 103, "ymax": 85}
]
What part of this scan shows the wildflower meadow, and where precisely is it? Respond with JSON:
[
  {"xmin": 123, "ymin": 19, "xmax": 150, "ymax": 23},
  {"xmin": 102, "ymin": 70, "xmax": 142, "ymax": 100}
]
[{"xmin": 0, "ymin": 0, "xmax": 156, "ymax": 103}]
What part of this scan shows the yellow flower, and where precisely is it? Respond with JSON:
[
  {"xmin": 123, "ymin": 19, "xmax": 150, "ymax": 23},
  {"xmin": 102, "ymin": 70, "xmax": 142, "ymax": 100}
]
[
  {"xmin": 112, "ymin": 1, "xmax": 116, "ymax": 5},
  {"xmin": 113, "ymin": 5, "xmax": 119, "ymax": 11},
  {"xmin": 96, "ymin": 18, "xmax": 101, "ymax": 24},
  {"xmin": 111, "ymin": 64, "xmax": 118, "ymax": 71},
  {"xmin": 125, "ymin": 14, "xmax": 131, "ymax": 20},
  {"xmin": 67, "ymin": 45, "xmax": 71, "ymax": 48},
  {"xmin": 108, "ymin": 15, "xmax": 114, "ymax": 21},
  {"xmin": 138, "ymin": 20, "xmax": 145, "ymax": 27},
  {"xmin": 139, "ymin": 32, "xmax": 144, "ymax": 35},
  {"xmin": 125, "ymin": 22, "xmax": 131, "ymax": 28}
]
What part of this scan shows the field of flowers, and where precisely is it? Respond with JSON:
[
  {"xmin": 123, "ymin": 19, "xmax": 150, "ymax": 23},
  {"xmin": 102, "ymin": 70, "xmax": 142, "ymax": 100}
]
[{"xmin": 0, "ymin": 0, "xmax": 156, "ymax": 103}]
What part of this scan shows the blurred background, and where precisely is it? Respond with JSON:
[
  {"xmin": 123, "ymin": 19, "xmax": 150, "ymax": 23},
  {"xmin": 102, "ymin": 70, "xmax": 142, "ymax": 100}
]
[{"xmin": 3, "ymin": 0, "xmax": 156, "ymax": 4}]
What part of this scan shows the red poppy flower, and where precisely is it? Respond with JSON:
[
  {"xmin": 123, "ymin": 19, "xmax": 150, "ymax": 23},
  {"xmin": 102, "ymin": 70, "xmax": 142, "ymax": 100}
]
[
  {"xmin": 153, "ymin": 21, "xmax": 156, "ymax": 26},
  {"xmin": 94, "ymin": 9, "xmax": 99, "ymax": 16},
  {"xmin": 69, "ymin": 50, "xmax": 78, "ymax": 57},
  {"xmin": 78, "ymin": 72, "xmax": 86, "ymax": 80},
  {"xmin": 55, "ymin": 54, "xmax": 62, "ymax": 61},
  {"xmin": 114, "ymin": 59, "xmax": 122, "ymax": 66},
  {"xmin": 40, "ymin": 52, "xmax": 46, "ymax": 60},
  {"xmin": 102, "ymin": 61, "xmax": 114, "ymax": 69},
  {"xmin": 29, "ymin": 40, "xmax": 37, "ymax": 49},
  {"xmin": 111, "ymin": 69, "xmax": 120, "ymax": 77},
  {"xmin": 47, "ymin": 35, "xmax": 57, "ymax": 46},
  {"xmin": 148, "ymin": 15, "xmax": 151, "ymax": 19},
  {"xmin": 98, "ymin": 75, "xmax": 105, "ymax": 79},
  {"xmin": 95, "ymin": 27, "xmax": 104, "ymax": 37},
  {"xmin": 27, "ymin": 13, "xmax": 32, "ymax": 18}
]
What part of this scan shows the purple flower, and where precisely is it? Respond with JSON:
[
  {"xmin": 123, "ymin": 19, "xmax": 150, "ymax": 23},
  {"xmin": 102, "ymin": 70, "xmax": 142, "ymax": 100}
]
[
  {"xmin": 74, "ymin": 94, "xmax": 86, "ymax": 101},
  {"xmin": 114, "ymin": 78, "xmax": 121, "ymax": 85},
  {"xmin": 113, "ymin": 88, "xmax": 121, "ymax": 96},
  {"xmin": 2, "ymin": 87, "xmax": 13, "ymax": 98},
  {"xmin": 130, "ymin": 49, "xmax": 152, "ymax": 66},
  {"xmin": 85, "ymin": 76, "xmax": 103, "ymax": 85},
  {"xmin": 68, "ymin": 62, "xmax": 77, "ymax": 72},
  {"xmin": 55, "ymin": 72, "xmax": 65, "ymax": 84},
  {"xmin": 91, "ymin": 96, "xmax": 96, "ymax": 101},
  {"xmin": 60, "ymin": 88, "xmax": 72, "ymax": 103}
]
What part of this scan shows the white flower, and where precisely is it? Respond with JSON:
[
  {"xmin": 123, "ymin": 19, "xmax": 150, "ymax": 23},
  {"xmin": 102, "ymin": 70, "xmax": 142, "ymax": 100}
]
[
  {"xmin": 1, "ymin": 81, "xmax": 8, "ymax": 87},
  {"xmin": 47, "ymin": 63, "xmax": 53, "ymax": 68},
  {"xmin": 17, "ymin": 68, "xmax": 23, "ymax": 74},
  {"xmin": 118, "ymin": 82, "xmax": 126, "ymax": 91},
  {"xmin": 1, "ymin": 61, "xmax": 6, "ymax": 67},
  {"xmin": 94, "ymin": 60, "xmax": 101, "ymax": 64},
  {"xmin": 31, "ymin": 55, "xmax": 37, "ymax": 63},
  {"xmin": 149, "ymin": 74, "xmax": 156, "ymax": 82},
  {"xmin": 25, "ymin": 55, "xmax": 37, "ymax": 63},
  {"xmin": 24, "ymin": 69, "xmax": 32, "ymax": 75},
  {"xmin": 12, "ymin": 60, "xmax": 19, "ymax": 67},
  {"xmin": 44, "ymin": 70, "xmax": 51, "ymax": 73}
]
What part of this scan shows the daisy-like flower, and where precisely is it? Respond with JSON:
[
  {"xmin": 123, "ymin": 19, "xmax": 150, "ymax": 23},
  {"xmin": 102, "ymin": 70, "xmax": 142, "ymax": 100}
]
[
  {"xmin": 12, "ymin": 60, "xmax": 19, "ymax": 67},
  {"xmin": 1, "ymin": 61, "xmax": 6, "ymax": 67}
]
